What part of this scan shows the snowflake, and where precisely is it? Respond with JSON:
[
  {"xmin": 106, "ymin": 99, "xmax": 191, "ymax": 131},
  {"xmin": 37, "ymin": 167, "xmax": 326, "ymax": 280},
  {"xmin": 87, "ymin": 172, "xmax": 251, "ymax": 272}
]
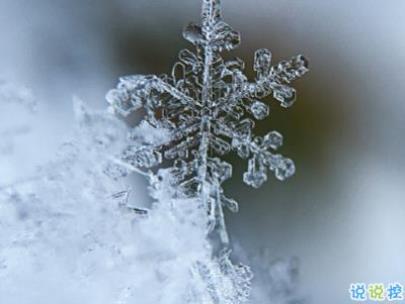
[{"xmin": 107, "ymin": 0, "xmax": 308, "ymax": 245}]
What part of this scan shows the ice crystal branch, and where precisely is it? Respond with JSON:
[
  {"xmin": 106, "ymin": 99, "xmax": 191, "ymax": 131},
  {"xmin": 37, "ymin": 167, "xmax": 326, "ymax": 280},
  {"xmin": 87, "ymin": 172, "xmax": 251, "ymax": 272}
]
[{"xmin": 107, "ymin": 0, "xmax": 308, "ymax": 245}]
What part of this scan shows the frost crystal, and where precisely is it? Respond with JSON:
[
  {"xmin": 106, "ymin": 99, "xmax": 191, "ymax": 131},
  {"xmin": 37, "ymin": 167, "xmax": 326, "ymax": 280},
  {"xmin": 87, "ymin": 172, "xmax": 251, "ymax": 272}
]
[
  {"xmin": 108, "ymin": 0, "xmax": 308, "ymax": 246},
  {"xmin": 0, "ymin": 2, "xmax": 308, "ymax": 303}
]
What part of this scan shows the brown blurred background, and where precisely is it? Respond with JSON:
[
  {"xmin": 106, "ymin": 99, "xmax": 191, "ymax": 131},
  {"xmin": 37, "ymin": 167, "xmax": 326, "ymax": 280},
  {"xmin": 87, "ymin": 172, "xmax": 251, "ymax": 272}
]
[{"xmin": 1, "ymin": 0, "xmax": 405, "ymax": 303}]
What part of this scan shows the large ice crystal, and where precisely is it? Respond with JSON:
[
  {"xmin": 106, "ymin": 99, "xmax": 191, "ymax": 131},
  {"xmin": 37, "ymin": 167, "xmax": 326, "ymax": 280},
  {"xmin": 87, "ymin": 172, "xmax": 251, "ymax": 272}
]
[
  {"xmin": 0, "ymin": 1, "xmax": 308, "ymax": 303},
  {"xmin": 107, "ymin": 0, "xmax": 308, "ymax": 245}
]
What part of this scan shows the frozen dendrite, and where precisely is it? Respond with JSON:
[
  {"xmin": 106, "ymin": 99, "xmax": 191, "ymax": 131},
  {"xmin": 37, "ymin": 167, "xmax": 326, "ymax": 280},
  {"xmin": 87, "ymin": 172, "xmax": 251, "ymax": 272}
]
[
  {"xmin": 107, "ymin": 0, "xmax": 308, "ymax": 246},
  {"xmin": 0, "ymin": 2, "xmax": 307, "ymax": 303}
]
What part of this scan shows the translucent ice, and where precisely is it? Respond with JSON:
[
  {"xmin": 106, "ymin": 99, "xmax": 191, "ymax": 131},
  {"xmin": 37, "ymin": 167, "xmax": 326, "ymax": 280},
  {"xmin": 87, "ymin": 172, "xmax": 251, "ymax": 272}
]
[{"xmin": 107, "ymin": 0, "xmax": 308, "ymax": 245}]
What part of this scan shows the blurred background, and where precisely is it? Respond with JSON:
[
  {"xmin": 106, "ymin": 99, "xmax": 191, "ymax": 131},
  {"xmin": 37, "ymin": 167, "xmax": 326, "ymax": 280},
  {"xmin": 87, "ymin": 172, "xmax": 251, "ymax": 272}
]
[{"xmin": 1, "ymin": 0, "xmax": 405, "ymax": 303}]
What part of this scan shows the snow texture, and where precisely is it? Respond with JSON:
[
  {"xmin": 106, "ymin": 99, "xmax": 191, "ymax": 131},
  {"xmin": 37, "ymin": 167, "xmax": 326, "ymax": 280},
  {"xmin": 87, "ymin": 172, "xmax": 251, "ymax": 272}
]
[
  {"xmin": 0, "ymin": 99, "xmax": 252, "ymax": 304},
  {"xmin": 0, "ymin": 81, "xmax": 36, "ymax": 155}
]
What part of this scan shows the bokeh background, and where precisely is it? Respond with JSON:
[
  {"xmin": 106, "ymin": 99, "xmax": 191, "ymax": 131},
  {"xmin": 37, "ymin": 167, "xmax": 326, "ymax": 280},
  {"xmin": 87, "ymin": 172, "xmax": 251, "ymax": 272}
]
[{"xmin": 1, "ymin": 0, "xmax": 405, "ymax": 303}]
